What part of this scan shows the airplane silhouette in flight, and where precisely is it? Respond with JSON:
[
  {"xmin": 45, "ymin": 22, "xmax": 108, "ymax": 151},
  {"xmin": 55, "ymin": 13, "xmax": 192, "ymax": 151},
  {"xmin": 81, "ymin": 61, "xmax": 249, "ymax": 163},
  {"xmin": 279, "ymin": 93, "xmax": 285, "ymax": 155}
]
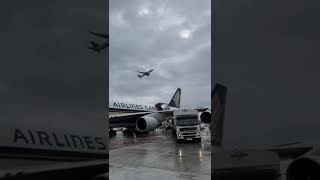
[
  {"xmin": 88, "ymin": 30, "xmax": 108, "ymax": 52},
  {"xmin": 137, "ymin": 69, "xmax": 153, "ymax": 78}
]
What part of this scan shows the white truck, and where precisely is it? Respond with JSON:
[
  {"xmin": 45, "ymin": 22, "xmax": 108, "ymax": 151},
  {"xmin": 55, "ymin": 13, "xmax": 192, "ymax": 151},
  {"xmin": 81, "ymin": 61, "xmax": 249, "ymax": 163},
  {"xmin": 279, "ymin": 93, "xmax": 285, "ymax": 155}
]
[{"xmin": 171, "ymin": 109, "xmax": 202, "ymax": 143}]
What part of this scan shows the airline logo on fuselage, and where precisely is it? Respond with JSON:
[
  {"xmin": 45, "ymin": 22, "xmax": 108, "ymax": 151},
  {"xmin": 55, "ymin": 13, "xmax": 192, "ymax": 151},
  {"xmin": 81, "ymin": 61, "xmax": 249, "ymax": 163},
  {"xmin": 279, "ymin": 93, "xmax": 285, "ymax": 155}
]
[
  {"xmin": 111, "ymin": 102, "xmax": 157, "ymax": 112},
  {"xmin": 13, "ymin": 128, "xmax": 107, "ymax": 152}
]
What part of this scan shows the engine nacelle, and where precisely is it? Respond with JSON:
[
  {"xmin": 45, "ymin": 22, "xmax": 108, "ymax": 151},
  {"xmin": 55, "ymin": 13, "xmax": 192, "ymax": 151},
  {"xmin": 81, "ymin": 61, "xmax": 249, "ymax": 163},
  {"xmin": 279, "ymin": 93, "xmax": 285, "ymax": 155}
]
[
  {"xmin": 286, "ymin": 156, "xmax": 320, "ymax": 180},
  {"xmin": 92, "ymin": 173, "xmax": 108, "ymax": 180},
  {"xmin": 136, "ymin": 116, "xmax": 160, "ymax": 132},
  {"xmin": 200, "ymin": 111, "xmax": 211, "ymax": 124}
]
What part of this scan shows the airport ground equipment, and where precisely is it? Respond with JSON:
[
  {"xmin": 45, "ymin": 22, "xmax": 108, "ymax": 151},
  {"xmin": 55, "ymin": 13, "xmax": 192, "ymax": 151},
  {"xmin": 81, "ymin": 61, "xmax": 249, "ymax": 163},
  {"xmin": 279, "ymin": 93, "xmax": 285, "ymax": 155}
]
[{"xmin": 171, "ymin": 109, "xmax": 202, "ymax": 143}]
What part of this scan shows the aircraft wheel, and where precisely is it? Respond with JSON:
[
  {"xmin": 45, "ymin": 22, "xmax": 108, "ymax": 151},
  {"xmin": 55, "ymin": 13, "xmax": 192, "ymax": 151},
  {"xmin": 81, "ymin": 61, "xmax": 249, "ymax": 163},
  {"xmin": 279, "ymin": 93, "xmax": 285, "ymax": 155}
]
[
  {"xmin": 126, "ymin": 129, "xmax": 134, "ymax": 136},
  {"xmin": 123, "ymin": 129, "xmax": 133, "ymax": 136},
  {"xmin": 134, "ymin": 130, "xmax": 141, "ymax": 135},
  {"xmin": 109, "ymin": 129, "xmax": 116, "ymax": 137}
]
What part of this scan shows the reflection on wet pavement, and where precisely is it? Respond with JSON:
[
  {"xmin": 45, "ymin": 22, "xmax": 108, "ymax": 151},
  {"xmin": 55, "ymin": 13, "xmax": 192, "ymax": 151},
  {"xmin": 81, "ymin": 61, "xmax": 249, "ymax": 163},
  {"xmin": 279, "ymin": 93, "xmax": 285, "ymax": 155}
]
[{"xmin": 110, "ymin": 128, "xmax": 211, "ymax": 180}]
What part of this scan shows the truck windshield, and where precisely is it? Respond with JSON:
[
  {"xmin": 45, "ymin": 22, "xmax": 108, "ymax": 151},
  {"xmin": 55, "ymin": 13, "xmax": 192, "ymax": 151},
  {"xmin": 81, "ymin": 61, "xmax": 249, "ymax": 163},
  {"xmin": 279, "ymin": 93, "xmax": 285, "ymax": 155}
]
[{"xmin": 176, "ymin": 119, "xmax": 199, "ymax": 126}]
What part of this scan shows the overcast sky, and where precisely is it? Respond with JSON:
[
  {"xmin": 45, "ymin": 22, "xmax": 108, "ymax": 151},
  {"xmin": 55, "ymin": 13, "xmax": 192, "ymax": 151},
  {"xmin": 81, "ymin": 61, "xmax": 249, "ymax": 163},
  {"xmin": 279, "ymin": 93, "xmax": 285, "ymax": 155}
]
[
  {"xmin": 0, "ymin": 1, "xmax": 107, "ymax": 136},
  {"xmin": 109, "ymin": 0, "xmax": 211, "ymax": 108},
  {"xmin": 214, "ymin": 0, "xmax": 320, "ymax": 148}
]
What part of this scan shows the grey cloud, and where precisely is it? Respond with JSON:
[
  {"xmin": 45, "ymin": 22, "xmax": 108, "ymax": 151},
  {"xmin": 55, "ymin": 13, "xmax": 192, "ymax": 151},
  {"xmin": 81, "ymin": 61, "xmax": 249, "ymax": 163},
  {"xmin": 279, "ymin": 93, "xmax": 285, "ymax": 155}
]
[{"xmin": 110, "ymin": 0, "xmax": 211, "ymax": 108}]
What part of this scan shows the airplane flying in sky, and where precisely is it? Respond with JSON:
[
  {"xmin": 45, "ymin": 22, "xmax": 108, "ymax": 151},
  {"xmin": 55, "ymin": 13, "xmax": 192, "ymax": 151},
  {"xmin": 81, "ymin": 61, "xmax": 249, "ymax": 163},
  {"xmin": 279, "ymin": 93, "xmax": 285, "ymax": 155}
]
[
  {"xmin": 211, "ymin": 83, "xmax": 320, "ymax": 180},
  {"xmin": 137, "ymin": 69, "xmax": 153, "ymax": 78},
  {"xmin": 109, "ymin": 88, "xmax": 211, "ymax": 136},
  {"xmin": 88, "ymin": 30, "xmax": 108, "ymax": 53}
]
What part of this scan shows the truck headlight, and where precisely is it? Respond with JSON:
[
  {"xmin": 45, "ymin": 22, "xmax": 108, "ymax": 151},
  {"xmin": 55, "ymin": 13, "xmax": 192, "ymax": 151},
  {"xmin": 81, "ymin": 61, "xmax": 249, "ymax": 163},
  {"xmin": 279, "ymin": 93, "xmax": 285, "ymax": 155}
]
[
  {"xmin": 178, "ymin": 132, "xmax": 181, "ymax": 137},
  {"xmin": 197, "ymin": 131, "xmax": 201, "ymax": 136}
]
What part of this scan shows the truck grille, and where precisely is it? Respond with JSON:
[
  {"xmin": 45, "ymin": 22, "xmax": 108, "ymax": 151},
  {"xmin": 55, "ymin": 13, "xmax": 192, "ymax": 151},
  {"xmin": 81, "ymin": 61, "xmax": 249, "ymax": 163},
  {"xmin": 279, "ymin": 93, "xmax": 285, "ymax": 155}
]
[
  {"xmin": 182, "ymin": 132, "xmax": 196, "ymax": 135},
  {"xmin": 180, "ymin": 127, "xmax": 197, "ymax": 131},
  {"xmin": 183, "ymin": 135, "xmax": 196, "ymax": 138}
]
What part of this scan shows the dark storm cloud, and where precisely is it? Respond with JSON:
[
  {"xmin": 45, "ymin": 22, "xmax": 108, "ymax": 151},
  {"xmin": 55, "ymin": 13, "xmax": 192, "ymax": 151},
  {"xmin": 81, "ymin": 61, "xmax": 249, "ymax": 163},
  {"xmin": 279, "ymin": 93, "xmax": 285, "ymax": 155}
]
[
  {"xmin": 109, "ymin": 0, "xmax": 211, "ymax": 108},
  {"xmin": 0, "ymin": 1, "xmax": 107, "ymax": 129},
  {"xmin": 214, "ymin": 0, "xmax": 320, "ymax": 147}
]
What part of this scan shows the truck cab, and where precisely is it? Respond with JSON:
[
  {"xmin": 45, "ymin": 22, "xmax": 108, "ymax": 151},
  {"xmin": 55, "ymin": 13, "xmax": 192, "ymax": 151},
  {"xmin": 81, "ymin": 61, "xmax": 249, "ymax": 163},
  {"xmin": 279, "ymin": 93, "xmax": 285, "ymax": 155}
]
[{"xmin": 171, "ymin": 109, "xmax": 201, "ymax": 143}]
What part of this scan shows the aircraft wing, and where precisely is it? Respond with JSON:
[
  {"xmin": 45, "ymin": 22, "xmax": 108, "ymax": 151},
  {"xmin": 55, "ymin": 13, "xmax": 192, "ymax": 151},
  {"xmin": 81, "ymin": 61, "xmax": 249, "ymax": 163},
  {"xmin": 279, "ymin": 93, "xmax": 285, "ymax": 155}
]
[
  {"xmin": 195, "ymin": 107, "xmax": 208, "ymax": 112},
  {"xmin": 212, "ymin": 144, "xmax": 316, "ymax": 179},
  {"xmin": 267, "ymin": 143, "xmax": 313, "ymax": 159},
  {"xmin": 109, "ymin": 108, "xmax": 208, "ymax": 129},
  {"xmin": 109, "ymin": 110, "xmax": 175, "ymax": 122},
  {"xmin": 109, "ymin": 111, "xmax": 160, "ymax": 129},
  {"xmin": 0, "ymin": 160, "xmax": 107, "ymax": 180},
  {"xmin": 109, "ymin": 112, "xmax": 151, "ymax": 124},
  {"xmin": 89, "ymin": 31, "xmax": 108, "ymax": 39},
  {"xmin": 109, "ymin": 109, "xmax": 203, "ymax": 122}
]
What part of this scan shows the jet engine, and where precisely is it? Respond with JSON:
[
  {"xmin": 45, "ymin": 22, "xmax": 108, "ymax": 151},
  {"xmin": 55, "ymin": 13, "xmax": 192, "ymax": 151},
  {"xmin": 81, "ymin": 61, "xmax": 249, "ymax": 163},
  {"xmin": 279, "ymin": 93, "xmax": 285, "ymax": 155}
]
[
  {"xmin": 286, "ymin": 156, "xmax": 320, "ymax": 180},
  {"xmin": 92, "ymin": 173, "xmax": 108, "ymax": 180},
  {"xmin": 200, "ymin": 111, "xmax": 211, "ymax": 124},
  {"xmin": 136, "ymin": 116, "xmax": 160, "ymax": 132}
]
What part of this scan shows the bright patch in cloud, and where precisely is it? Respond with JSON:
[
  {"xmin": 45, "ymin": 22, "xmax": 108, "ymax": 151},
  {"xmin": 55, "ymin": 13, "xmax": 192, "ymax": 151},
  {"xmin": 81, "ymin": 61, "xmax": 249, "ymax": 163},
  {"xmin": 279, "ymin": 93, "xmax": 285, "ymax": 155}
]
[
  {"xmin": 111, "ymin": 11, "xmax": 129, "ymax": 27},
  {"xmin": 138, "ymin": 7, "xmax": 150, "ymax": 16},
  {"xmin": 179, "ymin": 29, "xmax": 192, "ymax": 39}
]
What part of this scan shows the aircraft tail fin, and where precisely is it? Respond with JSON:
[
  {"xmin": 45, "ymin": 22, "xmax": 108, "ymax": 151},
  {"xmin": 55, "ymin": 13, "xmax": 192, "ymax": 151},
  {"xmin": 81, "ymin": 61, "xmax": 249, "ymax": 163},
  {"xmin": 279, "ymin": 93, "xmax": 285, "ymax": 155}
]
[
  {"xmin": 212, "ymin": 83, "xmax": 227, "ymax": 147},
  {"xmin": 168, "ymin": 88, "xmax": 181, "ymax": 108}
]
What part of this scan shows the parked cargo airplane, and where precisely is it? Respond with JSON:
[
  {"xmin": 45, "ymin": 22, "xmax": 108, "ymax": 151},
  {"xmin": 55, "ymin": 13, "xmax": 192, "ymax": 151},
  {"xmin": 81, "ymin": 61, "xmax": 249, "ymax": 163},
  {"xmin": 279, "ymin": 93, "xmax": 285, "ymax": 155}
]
[
  {"xmin": 0, "ymin": 121, "xmax": 108, "ymax": 179},
  {"xmin": 212, "ymin": 83, "xmax": 319, "ymax": 180},
  {"xmin": 109, "ymin": 88, "xmax": 211, "ymax": 136}
]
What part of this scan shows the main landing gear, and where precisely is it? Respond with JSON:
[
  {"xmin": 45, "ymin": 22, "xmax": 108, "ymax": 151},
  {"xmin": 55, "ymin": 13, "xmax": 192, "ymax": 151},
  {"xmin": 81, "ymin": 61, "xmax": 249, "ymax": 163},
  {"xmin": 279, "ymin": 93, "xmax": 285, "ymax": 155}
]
[
  {"xmin": 123, "ymin": 129, "xmax": 134, "ymax": 136},
  {"xmin": 109, "ymin": 128, "xmax": 116, "ymax": 137},
  {"xmin": 122, "ymin": 129, "xmax": 149, "ymax": 136}
]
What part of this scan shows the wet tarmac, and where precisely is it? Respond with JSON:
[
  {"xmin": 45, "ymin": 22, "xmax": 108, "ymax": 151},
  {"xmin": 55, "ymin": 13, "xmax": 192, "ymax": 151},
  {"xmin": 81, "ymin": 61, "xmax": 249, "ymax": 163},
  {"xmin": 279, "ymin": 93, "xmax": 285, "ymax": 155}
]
[{"xmin": 109, "ymin": 127, "xmax": 211, "ymax": 180}]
